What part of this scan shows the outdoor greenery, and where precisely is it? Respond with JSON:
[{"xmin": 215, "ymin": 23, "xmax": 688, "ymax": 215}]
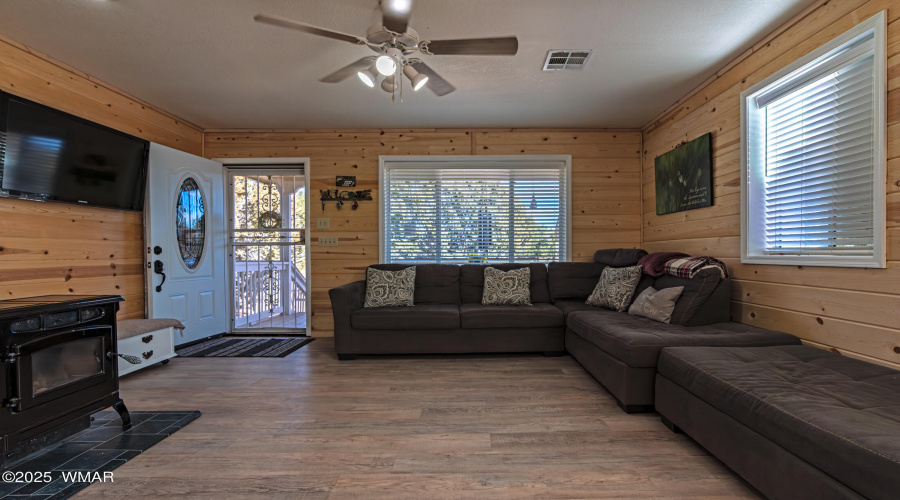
[
  {"xmin": 387, "ymin": 178, "xmax": 564, "ymax": 263},
  {"xmin": 232, "ymin": 175, "xmax": 306, "ymax": 274}
]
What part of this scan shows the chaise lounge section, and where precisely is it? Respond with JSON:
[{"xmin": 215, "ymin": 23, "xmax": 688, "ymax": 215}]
[
  {"xmin": 655, "ymin": 345, "xmax": 900, "ymax": 500},
  {"xmin": 549, "ymin": 261, "xmax": 800, "ymax": 412}
]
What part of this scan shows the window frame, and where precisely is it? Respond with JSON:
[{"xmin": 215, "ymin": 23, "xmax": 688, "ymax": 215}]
[
  {"xmin": 378, "ymin": 155, "xmax": 573, "ymax": 264},
  {"xmin": 740, "ymin": 11, "xmax": 886, "ymax": 268}
]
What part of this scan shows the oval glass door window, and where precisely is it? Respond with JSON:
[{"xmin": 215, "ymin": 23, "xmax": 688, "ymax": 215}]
[{"xmin": 176, "ymin": 177, "xmax": 205, "ymax": 269}]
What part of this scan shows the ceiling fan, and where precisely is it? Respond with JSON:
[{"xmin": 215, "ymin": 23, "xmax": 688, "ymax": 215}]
[{"xmin": 253, "ymin": 0, "xmax": 519, "ymax": 98}]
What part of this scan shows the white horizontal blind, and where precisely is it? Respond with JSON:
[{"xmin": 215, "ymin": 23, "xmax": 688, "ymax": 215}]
[
  {"xmin": 383, "ymin": 165, "xmax": 568, "ymax": 263},
  {"xmin": 761, "ymin": 35, "xmax": 876, "ymax": 256}
]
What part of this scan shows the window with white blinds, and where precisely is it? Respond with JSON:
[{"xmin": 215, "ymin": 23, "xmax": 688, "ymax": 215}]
[
  {"xmin": 741, "ymin": 13, "xmax": 885, "ymax": 268},
  {"xmin": 380, "ymin": 157, "xmax": 571, "ymax": 264}
]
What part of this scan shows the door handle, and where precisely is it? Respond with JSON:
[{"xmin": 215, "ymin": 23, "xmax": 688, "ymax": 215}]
[{"xmin": 153, "ymin": 260, "xmax": 166, "ymax": 293}]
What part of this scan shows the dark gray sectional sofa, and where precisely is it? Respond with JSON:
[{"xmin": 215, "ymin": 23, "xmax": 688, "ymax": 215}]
[{"xmin": 329, "ymin": 258, "xmax": 798, "ymax": 413}]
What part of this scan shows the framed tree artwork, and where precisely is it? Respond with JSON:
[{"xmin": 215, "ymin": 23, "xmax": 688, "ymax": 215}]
[{"xmin": 654, "ymin": 132, "xmax": 713, "ymax": 215}]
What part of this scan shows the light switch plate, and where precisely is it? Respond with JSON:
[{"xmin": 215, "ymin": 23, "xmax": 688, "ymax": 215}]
[
  {"xmin": 316, "ymin": 218, "xmax": 330, "ymax": 229},
  {"xmin": 319, "ymin": 236, "xmax": 338, "ymax": 247}
]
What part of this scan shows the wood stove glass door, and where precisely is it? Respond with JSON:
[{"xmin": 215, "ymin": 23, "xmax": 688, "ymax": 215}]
[
  {"xmin": 14, "ymin": 326, "xmax": 113, "ymax": 412},
  {"xmin": 146, "ymin": 143, "xmax": 228, "ymax": 345}
]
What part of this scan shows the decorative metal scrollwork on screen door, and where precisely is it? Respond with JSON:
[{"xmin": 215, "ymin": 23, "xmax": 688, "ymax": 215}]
[
  {"xmin": 263, "ymin": 261, "xmax": 279, "ymax": 313},
  {"xmin": 176, "ymin": 177, "xmax": 206, "ymax": 270},
  {"xmin": 257, "ymin": 176, "xmax": 283, "ymax": 230}
]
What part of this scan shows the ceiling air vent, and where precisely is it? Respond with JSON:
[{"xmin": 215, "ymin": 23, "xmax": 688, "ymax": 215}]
[{"xmin": 543, "ymin": 50, "xmax": 592, "ymax": 71}]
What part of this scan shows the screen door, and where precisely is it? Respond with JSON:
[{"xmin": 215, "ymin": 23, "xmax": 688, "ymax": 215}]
[{"xmin": 227, "ymin": 169, "xmax": 308, "ymax": 333}]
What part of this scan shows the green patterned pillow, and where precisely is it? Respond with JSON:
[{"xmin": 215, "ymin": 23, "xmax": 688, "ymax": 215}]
[
  {"xmin": 364, "ymin": 267, "xmax": 416, "ymax": 307},
  {"xmin": 585, "ymin": 265, "xmax": 642, "ymax": 311},
  {"xmin": 482, "ymin": 267, "xmax": 532, "ymax": 306}
]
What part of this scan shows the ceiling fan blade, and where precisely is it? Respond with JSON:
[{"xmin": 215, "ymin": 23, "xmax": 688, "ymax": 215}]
[
  {"xmin": 320, "ymin": 57, "xmax": 377, "ymax": 83},
  {"xmin": 422, "ymin": 36, "xmax": 518, "ymax": 55},
  {"xmin": 410, "ymin": 62, "xmax": 456, "ymax": 96},
  {"xmin": 254, "ymin": 13, "xmax": 365, "ymax": 44},
  {"xmin": 380, "ymin": 0, "xmax": 412, "ymax": 34}
]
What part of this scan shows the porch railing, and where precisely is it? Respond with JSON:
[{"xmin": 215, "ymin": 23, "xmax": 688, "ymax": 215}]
[{"xmin": 233, "ymin": 261, "xmax": 306, "ymax": 328}]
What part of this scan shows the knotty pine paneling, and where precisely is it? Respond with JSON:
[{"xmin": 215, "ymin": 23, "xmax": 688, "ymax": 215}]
[
  {"xmin": 204, "ymin": 129, "xmax": 642, "ymax": 335},
  {"xmin": 0, "ymin": 35, "xmax": 203, "ymax": 319},
  {"xmin": 641, "ymin": 0, "xmax": 900, "ymax": 367}
]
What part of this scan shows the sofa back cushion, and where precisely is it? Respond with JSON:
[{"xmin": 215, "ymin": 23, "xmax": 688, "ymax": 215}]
[
  {"xmin": 369, "ymin": 264, "xmax": 461, "ymax": 305},
  {"xmin": 460, "ymin": 263, "xmax": 550, "ymax": 304},
  {"xmin": 547, "ymin": 262, "xmax": 608, "ymax": 302},
  {"xmin": 593, "ymin": 248, "xmax": 648, "ymax": 266},
  {"xmin": 685, "ymin": 279, "xmax": 732, "ymax": 326},
  {"xmin": 653, "ymin": 267, "xmax": 722, "ymax": 325}
]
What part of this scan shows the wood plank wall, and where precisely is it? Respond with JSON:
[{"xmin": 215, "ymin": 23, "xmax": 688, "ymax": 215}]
[
  {"xmin": 203, "ymin": 129, "xmax": 642, "ymax": 335},
  {"xmin": 0, "ymin": 34, "xmax": 203, "ymax": 319},
  {"xmin": 641, "ymin": 0, "xmax": 900, "ymax": 368}
]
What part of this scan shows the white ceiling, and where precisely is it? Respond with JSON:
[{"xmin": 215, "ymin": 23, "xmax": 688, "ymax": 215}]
[{"xmin": 0, "ymin": 0, "xmax": 817, "ymax": 130}]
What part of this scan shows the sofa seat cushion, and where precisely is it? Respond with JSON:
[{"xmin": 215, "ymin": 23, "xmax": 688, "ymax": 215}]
[
  {"xmin": 352, "ymin": 305, "xmax": 460, "ymax": 330},
  {"xmin": 459, "ymin": 303, "xmax": 563, "ymax": 329},
  {"xmin": 658, "ymin": 345, "xmax": 900, "ymax": 500},
  {"xmin": 552, "ymin": 300, "xmax": 604, "ymax": 317},
  {"xmin": 566, "ymin": 309, "xmax": 798, "ymax": 368}
]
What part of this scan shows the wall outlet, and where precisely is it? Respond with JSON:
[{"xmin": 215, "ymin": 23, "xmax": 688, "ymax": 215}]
[
  {"xmin": 316, "ymin": 218, "xmax": 330, "ymax": 229},
  {"xmin": 319, "ymin": 236, "xmax": 338, "ymax": 247}
]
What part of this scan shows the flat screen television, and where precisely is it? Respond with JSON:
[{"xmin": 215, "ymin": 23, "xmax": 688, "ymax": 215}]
[{"xmin": 0, "ymin": 91, "xmax": 149, "ymax": 211}]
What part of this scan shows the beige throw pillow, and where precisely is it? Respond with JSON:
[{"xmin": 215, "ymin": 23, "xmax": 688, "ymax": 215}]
[{"xmin": 627, "ymin": 286, "xmax": 685, "ymax": 323}]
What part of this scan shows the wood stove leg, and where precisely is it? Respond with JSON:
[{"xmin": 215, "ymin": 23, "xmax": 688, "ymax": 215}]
[{"xmin": 113, "ymin": 399, "xmax": 132, "ymax": 431}]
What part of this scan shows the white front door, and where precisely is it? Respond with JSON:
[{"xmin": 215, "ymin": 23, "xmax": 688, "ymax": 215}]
[{"xmin": 146, "ymin": 143, "xmax": 227, "ymax": 345}]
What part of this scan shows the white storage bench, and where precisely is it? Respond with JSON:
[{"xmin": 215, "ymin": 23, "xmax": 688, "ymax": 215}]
[{"xmin": 116, "ymin": 318, "xmax": 183, "ymax": 376}]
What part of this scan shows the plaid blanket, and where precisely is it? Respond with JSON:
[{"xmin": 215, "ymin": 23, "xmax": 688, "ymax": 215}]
[
  {"xmin": 664, "ymin": 256, "xmax": 728, "ymax": 279},
  {"xmin": 638, "ymin": 251, "xmax": 689, "ymax": 277}
]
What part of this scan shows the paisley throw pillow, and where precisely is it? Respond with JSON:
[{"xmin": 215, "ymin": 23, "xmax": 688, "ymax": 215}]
[
  {"xmin": 364, "ymin": 266, "xmax": 416, "ymax": 307},
  {"xmin": 628, "ymin": 286, "xmax": 684, "ymax": 323},
  {"xmin": 585, "ymin": 265, "xmax": 642, "ymax": 311},
  {"xmin": 482, "ymin": 267, "xmax": 532, "ymax": 306}
]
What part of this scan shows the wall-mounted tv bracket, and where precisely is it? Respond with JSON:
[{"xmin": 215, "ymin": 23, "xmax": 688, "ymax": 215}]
[{"xmin": 320, "ymin": 189, "xmax": 372, "ymax": 211}]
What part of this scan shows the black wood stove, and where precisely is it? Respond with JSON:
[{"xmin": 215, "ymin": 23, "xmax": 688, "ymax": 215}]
[{"xmin": 0, "ymin": 295, "xmax": 130, "ymax": 468}]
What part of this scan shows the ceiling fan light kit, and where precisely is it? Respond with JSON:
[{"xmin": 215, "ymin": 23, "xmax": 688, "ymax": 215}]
[
  {"xmin": 254, "ymin": 0, "xmax": 518, "ymax": 102},
  {"xmin": 381, "ymin": 75, "xmax": 399, "ymax": 93},
  {"xmin": 376, "ymin": 48, "xmax": 402, "ymax": 76},
  {"xmin": 375, "ymin": 55, "xmax": 396, "ymax": 76},
  {"xmin": 357, "ymin": 62, "xmax": 378, "ymax": 87},
  {"xmin": 403, "ymin": 64, "xmax": 428, "ymax": 91}
]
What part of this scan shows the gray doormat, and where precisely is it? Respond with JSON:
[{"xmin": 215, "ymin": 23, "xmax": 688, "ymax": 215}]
[
  {"xmin": 176, "ymin": 337, "xmax": 313, "ymax": 357},
  {"xmin": 1, "ymin": 410, "xmax": 201, "ymax": 499}
]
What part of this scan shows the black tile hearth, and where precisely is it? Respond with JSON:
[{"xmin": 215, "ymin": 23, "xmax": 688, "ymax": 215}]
[{"xmin": 1, "ymin": 410, "xmax": 200, "ymax": 499}]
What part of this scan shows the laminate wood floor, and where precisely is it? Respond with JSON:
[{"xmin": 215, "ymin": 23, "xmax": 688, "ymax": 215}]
[{"xmin": 77, "ymin": 338, "xmax": 761, "ymax": 499}]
